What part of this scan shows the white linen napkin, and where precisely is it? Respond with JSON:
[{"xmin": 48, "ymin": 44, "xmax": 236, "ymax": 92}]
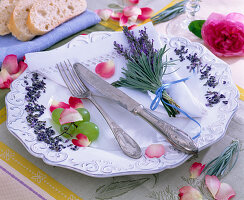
[{"xmin": 25, "ymin": 22, "xmax": 207, "ymax": 118}]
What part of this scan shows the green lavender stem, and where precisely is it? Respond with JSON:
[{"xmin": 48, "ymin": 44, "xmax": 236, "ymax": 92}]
[
  {"xmin": 202, "ymin": 140, "xmax": 240, "ymax": 178},
  {"xmin": 151, "ymin": 0, "xmax": 186, "ymax": 24}
]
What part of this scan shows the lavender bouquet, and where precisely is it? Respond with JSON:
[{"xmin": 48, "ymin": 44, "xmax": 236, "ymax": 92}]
[{"xmin": 112, "ymin": 27, "xmax": 179, "ymax": 117}]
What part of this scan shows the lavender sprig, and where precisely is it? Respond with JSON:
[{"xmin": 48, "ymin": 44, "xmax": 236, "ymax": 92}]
[
  {"xmin": 113, "ymin": 27, "xmax": 179, "ymax": 117},
  {"xmin": 202, "ymin": 140, "xmax": 239, "ymax": 178}
]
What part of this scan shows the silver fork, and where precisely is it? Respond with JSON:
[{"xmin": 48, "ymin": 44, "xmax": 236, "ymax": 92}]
[{"xmin": 57, "ymin": 60, "xmax": 142, "ymax": 159}]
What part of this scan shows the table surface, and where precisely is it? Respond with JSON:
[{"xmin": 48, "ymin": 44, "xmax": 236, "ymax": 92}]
[{"xmin": 0, "ymin": 0, "xmax": 244, "ymax": 200}]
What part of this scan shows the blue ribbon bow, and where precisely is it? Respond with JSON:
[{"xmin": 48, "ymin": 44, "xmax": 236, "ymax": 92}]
[{"xmin": 150, "ymin": 77, "xmax": 201, "ymax": 140}]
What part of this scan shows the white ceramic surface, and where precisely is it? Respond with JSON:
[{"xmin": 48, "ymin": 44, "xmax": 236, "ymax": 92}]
[{"xmin": 5, "ymin": 32, "xmax": 239, "ymax": 177}]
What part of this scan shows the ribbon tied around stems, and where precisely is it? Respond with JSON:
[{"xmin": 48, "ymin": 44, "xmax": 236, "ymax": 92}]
[{"xmin": 150, "ymin": 77, "xmax": 201, "ymax": 140}]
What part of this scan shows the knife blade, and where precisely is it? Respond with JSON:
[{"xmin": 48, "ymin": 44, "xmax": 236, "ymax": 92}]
[{"xmin": 73, "ymin": 63, "xmax": 198, "ymax": 154}]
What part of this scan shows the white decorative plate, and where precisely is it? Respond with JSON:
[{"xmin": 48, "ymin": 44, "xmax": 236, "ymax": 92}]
[{"xmin": 5, "ymin": 32, "xmax": 239, "ymax": 177}]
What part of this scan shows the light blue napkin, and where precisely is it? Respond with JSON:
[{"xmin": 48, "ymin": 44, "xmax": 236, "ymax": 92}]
[{"xmin": 0, "ymin": 10, "xmax": 101, "ymax": 63}]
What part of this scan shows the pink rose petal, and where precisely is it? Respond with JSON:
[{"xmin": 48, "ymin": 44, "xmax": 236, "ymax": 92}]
[
  {"xmin": 11, "ymin": 61, "xmax": 28, "ymax": 80},
  {"xmin": 215, "ymin": 183, "xmax": 236, "ymax": 200},
  {"xmin": 123, "ymin": 6, "xmax": 141, "ymax": 17},
  {"xmin": 128, "ymin": 24, "xmax": 137, "ymax": 30},
  {"xmin": 110, "ymin": 12, "xmax": 123, "ymax": 21},
  {"xmin": 0, "ymin": 69, "xmax": 13, "ymax": 89},
  {"xmin": 59, "ymin": 108, "xmax": 83, "ymax": 125},
  {"xmin": 49, "ymin": 99, "xmax": 70, "ymax": 113},
  {"xmin": 69, "ymin": 96, "xmax": 84, "ymax": 109},
  {"xmin": 2, "ymin": 54, "xmax": 19, "ymax": 75},
  {"xmin": 138, "ymin": 7, "xmax": 154, "ymax": 20},
  {"xmin": 226, "ymin": 12, "xmax": 244, "ymax": 24},
  {"xmin": 96, "ymin": 9, "xmax": 113, "ymax": 21},
  {"xmin": 205, "ymin": 175, "xmax": 221, "ymax": 198},
  {"xmin": 145, "ymin": 144, "xmax": 165, "ymax": 158},
  {"xmin": 179, "ymin": 186, "xmax": 203, "ymax": 200},
  {"xmin": 95, "ymin": 60, "xmax": 115, "ymax": 78},
  {"xmin": 129, "ymin": 0, "xmax": 139, "ymax": 4},
  {"xmin": 190, "ymin": 162, "xmax": 205, "ymax": 178},
  {"xmin": 128, "ymin": 15, "xmax": 138, "ymax": 23},
  {"xmin": 72, "ymin": 133, "xmax": 91, "ymax": 147},
  {"xmin": 0, "ymin": 55, "xmax": 28, "ymax": 89},
  {"xmin": 120, "ymin": 15, "xmax": 129, "ymax": 26},
  {"xmin": 206, "ymin": 12, "xmax": 225, "ymax": 23}
]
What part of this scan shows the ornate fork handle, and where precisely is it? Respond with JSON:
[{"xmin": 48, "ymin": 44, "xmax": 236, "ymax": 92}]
[{"xmin": 89, "ymin": 96, "xmax": 142, "ymax": 159}]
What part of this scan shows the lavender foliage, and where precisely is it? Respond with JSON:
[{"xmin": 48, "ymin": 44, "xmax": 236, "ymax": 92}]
[
  {"xmin": 113, "ymin": 27, "xmax": 179, "ymax": 117},
  {"xmin": 114, "ymin": 26, "xmax": 157, "ymax": 66}
]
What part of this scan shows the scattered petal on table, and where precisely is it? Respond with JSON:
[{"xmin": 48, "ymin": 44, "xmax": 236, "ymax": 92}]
[
  {"xmin": 110, "ymin": 12, "xmax": 123, "ymax": 21},
  {"xmin": 0, "ymin": 69, "xmax": 13, "ymax": 89},
  {"xmin": 129, "ymin": 0, "xmax": 139, "ymax": 4},
  {"xmin": 49, "ymin": 99, "xmax": 70, "ymax": 113},
  {"xmin": 11, "ymin": 61, "xmax": 28, "ymax": 80},
  {"xmin": 69, "ymin": 96, "xmax": 84, "ymax": 109},
  {"xmin": 178, "ymin": 186, "xmax": 203, "ymax": 200},
  {"xmin": 128, "ymin": 24, "xmax": 137, "ymax": 30},
  {"xmin": 205, "ymin": 175, "xmax": 221, "ymax": 198},
  {"xmin": 120, "ymin": 15, "xmax": 129, "ymax": 26},
  {"xmin": 138, "ymin": 7, "xmax": 154, "ymax": 20},
  {"xmin": 215, "ymin": 183, "xmax": 236, "ymax": 200},
  {"xmin": 128, "ymin": 15, "xmax": 138, "ymax": 23},
  {"xmin": 95, "ymin": 60, "xmax": 115, "ymax": 78},
  {"xmin": 72, "ymin": 133, "xmax": 91, "ymax": 147},
  {"xmin": 123, "ymin": 6, "xmax": 142, "ymax": 17},
  {"xmin": 190, "ymin": 162, "xmax": 205, "ymax": 178},
  {"xmin": 145, "ymin": 144, "xmax": 165, "ymax": 158},
  {"xmin": 2, "ymin": 54, "xmax": 19, "ymax": 74},
  {"xmin": 59, "ymin": 108, "xmax": 83, "ymax": 125},
  {"xmin": 0, "ymin": 55, "xmax": 28, "ymax": 89},
  {"xmin": 96, "ymin": 9, "xmax": 113, "ymax": 21}
]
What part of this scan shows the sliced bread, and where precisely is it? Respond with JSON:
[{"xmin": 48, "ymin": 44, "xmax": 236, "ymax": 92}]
[
  {"xmin": 0, "ymin": 0, "xmax": 19, "ymax": 35},
  {"xmin": 27, "ymin": 0, "xmax": 87, "ymax": 35},
  {"xmin": 8, "ymin": 0, "xmax": 38, "ymax": 41}
]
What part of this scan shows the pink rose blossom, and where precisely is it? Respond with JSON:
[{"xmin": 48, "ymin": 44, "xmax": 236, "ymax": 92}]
[{"xmin": 201, "ymin": 12, "xmax": 244, "ymax": 57}]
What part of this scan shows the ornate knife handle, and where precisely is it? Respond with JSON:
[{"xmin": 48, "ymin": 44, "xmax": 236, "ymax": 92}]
[
  {"xmin": 134, "ymin": 105, "xmax": 198, "ymax": 154},
  {"xmin": 89, "ymin": 97, "xmax": 142, "ymax": 159}
]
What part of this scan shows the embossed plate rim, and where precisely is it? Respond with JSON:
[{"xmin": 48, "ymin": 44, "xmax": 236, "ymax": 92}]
[{"xmin": 5, "ymin": 32, "xmax": 239, "ymax": 177}]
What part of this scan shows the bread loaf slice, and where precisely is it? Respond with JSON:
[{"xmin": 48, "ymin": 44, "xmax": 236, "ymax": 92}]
[
  {"xmin": 27, "ymin": 0, "xmax": 87, "ymax": 35},
  {"xmin": 8, "ymin": 0, "xmax": 37, "ymax": 41},
  {"xmin": 0, "ymin": 0, "xmax": 19, "ymax": 35}
]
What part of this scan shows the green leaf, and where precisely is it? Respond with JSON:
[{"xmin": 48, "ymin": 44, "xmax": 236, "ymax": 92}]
[
  {"xmin": 95, "ymin": 178, "xmax": 149, "ymax": 199},
  {"xmin": 188, "ymin": 20, "xmax": 206, "ymax": 39}
]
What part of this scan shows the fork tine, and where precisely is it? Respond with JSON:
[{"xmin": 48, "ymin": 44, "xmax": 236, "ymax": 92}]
[
  {"xmin": 65, "ymin": 60, "xmax": 89, "ymax": 93},
  {"xmin": 57, "ymin": 63, "xmax": 78, "ymax": 97}
]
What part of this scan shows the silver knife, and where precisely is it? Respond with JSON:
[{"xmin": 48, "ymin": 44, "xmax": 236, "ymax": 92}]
[{"xmin": 73, "ymin": 63, "xmax": 198, "ymax": 154}]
